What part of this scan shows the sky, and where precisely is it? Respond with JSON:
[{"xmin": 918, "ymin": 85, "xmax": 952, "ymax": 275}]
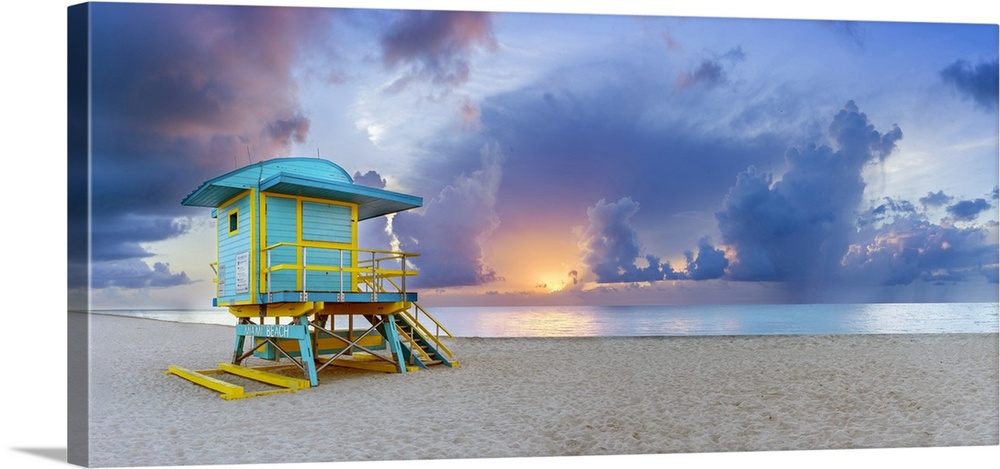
[{"xmin": 67, "ymin": 0, "xmax": 1000, "ymax": 309}]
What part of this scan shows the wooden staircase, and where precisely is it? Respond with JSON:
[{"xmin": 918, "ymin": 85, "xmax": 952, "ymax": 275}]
[{"xmin": 393, "ymin": 305, "xmax": 458, "ymax": 369}]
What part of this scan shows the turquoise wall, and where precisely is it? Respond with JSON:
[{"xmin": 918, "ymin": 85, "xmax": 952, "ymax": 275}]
[
  {"xmin": 265, "ymin": 196, "xmax": 298, "ymax": 292},
  {"xmin": 217, "ymin": 193, "xmax": 252, "ymax": 304}
]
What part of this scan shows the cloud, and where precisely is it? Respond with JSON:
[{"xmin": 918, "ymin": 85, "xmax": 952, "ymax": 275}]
[
  {"xmin": 711, "ymin": 100, "xmax": 996, "ymax": 293},
  {"xmin": 579, "ymin": 197, "xmax": 667, "ymax": 283},
  {"xmin": 353, "ymin": 170, "xmax": 388, "ymax": 189},
  {"xmin": 458, "ymin": 96, "xmax": 483, "ymax": 130},
  {"xmin": 350, "ymin": 170, "xmax": 398, "ymax": 253},
  {"xmin": 567, "ymin": 270, "xmax": 580, "ymax": 285},
  {"xmin": 940, "ymin": 58, "xmax": 999, "ymax": 111},
  {"xmin": 71, "ymin": 214, "xmax": 196, "ymax": 290},
  {"xmin": 919, "ymin": 190, "xmax": 953, "ymax": 208},
  {"xmin": 676, "ymin": 47, "xmax": 744, "ymax": 89},
  {"xmin": 947, "ymin": 198, "xmax": 993, "ymax": 221},
  {"xmin": 685, "ymin": 237, "xmax": 729, "ymax": 280},
  {"xmin": 90, "ymin": 215, "xmax": 192, "ymax": 261},
  {"xmin": 842, "ymin": 211, "xmax": 998, "ymax": 286},
  {"xmin": 379, "ymin": 10, "xmax": 497, "ymax": 91},
  {"xmin": 91, "ymin": 260, "xmax": 193, "ymax": 289},
  {"xmin": 860, "ymin": 197, "xmax": 918, "ymax": 229},
  {"xmin": 391, "ymin": 143, "xmax": 505, "ymax": 288},
  {"xmin": 676, "ymin": 60, "xmax": 726, "ymax": 89},
  {"xmin": 717, "ymin": 101, "xmax": 903, "ymax": 283},
  {"xmin": 575, "ymin": 202, "xmax": 726, "ymax": 283}
]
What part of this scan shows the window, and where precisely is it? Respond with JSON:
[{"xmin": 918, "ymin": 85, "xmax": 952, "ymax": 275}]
[{"xmin": 228, "ymin": 210, "xmax": 239, "ymax": 234}]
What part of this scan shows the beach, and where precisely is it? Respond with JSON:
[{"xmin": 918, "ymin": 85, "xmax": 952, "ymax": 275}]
[{"xmin": 81, "ymin": 313, "xmax": 998, "ymax": 467}]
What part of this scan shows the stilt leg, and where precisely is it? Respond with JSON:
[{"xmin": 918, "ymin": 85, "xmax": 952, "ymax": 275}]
[
  {"xmin": 377, "ymin": 314, "xmax": 408, "ymax": 374},
  {"xmin": 232, "ymin": 320, "xmax": 247, "ymax": 365},
  {"xmin": 295, "ymin": 316, "xmax": 319, "ymax": 386}
]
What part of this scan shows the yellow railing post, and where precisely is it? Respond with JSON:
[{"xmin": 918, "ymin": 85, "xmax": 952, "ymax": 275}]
[
  {"xmin": 371, "ymin": 250, "xmax": 377, "ymax": 301},
  {"xmin": 302, "ymin": 246, "xmax": 307, "ymax": 300}
]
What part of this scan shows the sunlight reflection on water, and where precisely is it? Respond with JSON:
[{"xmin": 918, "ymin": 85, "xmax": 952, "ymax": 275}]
[
  {"xmin": 430, "ymin": 303, "xmax": 999, "ymax": 337},
  {"xmin": 92, "ymin": 302, "xmax": 998, "ymax": 338}
]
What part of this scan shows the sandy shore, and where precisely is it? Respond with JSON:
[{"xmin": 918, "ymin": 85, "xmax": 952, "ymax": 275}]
[{"xmin": 79, "ymin": 313, "xmax": 998, "ymax": 467}]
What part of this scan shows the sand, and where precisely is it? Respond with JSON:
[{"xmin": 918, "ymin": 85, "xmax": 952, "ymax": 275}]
[{"xmin": 78, "ymin": 313, "xmax": 998, "ymax": 467}]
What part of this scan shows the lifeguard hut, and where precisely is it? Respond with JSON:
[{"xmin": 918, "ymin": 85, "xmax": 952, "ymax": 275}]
[{"xmin": 166, "ymin": 157, "xmax": 456, "ymax": 399}]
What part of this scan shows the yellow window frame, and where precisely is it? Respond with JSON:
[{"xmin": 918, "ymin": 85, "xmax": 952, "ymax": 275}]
[{"xmin": 227, "ymin": 208, "xmax": 240, "ymax": 236}]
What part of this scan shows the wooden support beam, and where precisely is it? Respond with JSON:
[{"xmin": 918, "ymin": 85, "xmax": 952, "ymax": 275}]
[
  {"xmin": 217, "ymin": 363, "xmax": 312, "ymax": 390},
  {"xmin": 166, "ymin": 365, "xmax": 245, "ymax": 399},
  {"xmin": 321, "ymin": 358, "xmax": 419, "ymax": 373}
]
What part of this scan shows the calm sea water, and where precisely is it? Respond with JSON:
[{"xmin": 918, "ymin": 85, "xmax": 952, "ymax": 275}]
[{"xmin": 92, "ymin": 302, "xmax": 998, "ymax": 337}]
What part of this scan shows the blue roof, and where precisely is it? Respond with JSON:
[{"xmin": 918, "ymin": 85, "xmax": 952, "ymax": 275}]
[{"xmin": 182, "ymin": 158, "xmax": 422, "ymax": 220}]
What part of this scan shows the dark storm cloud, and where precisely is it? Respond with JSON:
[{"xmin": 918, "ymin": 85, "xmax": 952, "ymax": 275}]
[
  {"xmin": 717, "ymin": 101, "xmax": 903, "ymax": 283},
  {"xmin": 80, "ymin": 3, "xmax": 334, "ymax": 289},
  {"xmin": 391, "ymin": 144, "xmax": 505, "ymax": 288},
  {"xmin": 940, "ymin": 58, "xmax": 1000, "ymax": 111},
  {"xmin": 947, "ymin": 198, "xmax": 993, "ymax": 221},
  {"xmin": 379, "ymin": 10, "xmax": 497, "ymax": 90}
]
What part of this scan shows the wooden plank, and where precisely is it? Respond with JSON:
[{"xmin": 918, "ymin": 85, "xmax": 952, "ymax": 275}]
[
  {"xmin": 221, "ymin": 388, "xmax": 298, "ymax": 400},
  {"xmin": 350, "ymin": 351, "xmax": 381, "ymax": 361},
  {"xmin": 218, "ymin": 363, "xmax": 312, "ymax": 390},
  {"xmin": 166, "ymin": 365, "xmax": 245, "ymax": 399},
  {"xmin": 323, "ymin": 358, "xmax": 419, "ymax": 373}
]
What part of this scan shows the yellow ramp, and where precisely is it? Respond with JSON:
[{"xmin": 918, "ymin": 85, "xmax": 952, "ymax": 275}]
[
  {"xmin": 217, "ymin": 363, "xmax": 311, "ymax": 390},
  {"xmin": 166, "ymin": 364, "xmax": 311, "ymax": 400}
]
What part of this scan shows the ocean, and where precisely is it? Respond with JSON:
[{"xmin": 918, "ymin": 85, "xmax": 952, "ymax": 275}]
[{"xmin": 90, "ymin": 302, "xmax": 999, "ymax": 337}]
